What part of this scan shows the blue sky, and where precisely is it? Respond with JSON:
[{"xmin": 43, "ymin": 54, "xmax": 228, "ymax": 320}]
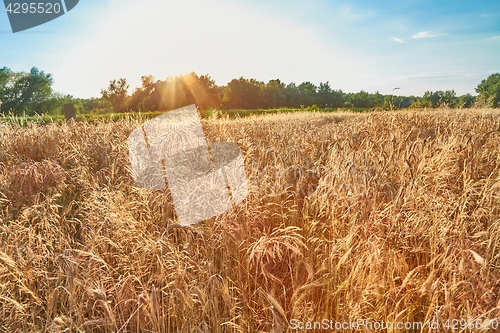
[{"xmin": 1, "ymin": 0, "xmax": 499, "ymax": 98}]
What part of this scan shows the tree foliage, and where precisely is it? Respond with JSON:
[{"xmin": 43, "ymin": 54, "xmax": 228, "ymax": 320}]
[
  {"xmin": 457, "ymin": 93, "xmax": 475, "ymax": 108},
  {"xmin": 126, "ymin": 72, "xmax": 221, "ymax": 112},
  {"xmin": 0, "ymin": 67, "xmax": 56, "ymax": 115},
  {"xmin": 2, "ymin": 67, "xmax": 499, "ymax": 116},
  {"xmin": 101, "ymin": 78, "xmax": 130, "ymax": 113},
  {"xmin": 419, "ymin": 90, "xmax": 458, "ymax": 108},
  {"xmin": 475, "ymin": 73, "xmax": 500, "ymax": 108}
]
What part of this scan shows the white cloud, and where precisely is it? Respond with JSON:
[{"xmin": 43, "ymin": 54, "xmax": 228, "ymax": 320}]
[
  {"xmin": 411, "ymin": 31, "xmax": 448, "ymax": 39},
  {"xmin": 391, "ymin": 37, "xmax": 404, "ymax": 44},
  {"xmin": 398, "ymin": 71, "xmax": 479, "ymax": 81}
]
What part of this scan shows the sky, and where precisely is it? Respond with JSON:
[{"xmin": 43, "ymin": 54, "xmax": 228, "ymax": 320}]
[{"xmin": 1, "ymin": 0, "xmax": 499, "ymax": 98}]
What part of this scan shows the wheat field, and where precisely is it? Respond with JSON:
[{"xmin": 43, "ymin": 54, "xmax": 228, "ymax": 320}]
[{"xmin": 1, "ymin": 109, "xmax": 500, "ymax": 332}]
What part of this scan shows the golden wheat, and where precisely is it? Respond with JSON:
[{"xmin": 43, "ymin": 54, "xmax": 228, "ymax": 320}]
[{"xmin": 0, "ymin": 109, "xmax": 499, "ymax": 332}]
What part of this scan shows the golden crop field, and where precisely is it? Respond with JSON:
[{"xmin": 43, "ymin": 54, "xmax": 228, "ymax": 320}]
[{"xmin": 1, "ymin": 109, "xmax": 500, "ymax": 332}]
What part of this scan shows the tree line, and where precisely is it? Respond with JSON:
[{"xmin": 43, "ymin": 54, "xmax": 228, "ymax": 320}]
[
  {"xmin": 0, "ymin": 67, "xmax": 74, "ymax": 116},
  {"xmin": 1, "ymin": 67, "xmax": 499, "ymax": 116}
]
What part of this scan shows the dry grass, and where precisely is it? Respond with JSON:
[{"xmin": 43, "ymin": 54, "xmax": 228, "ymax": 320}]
[{"xmin": 1, "ymin": 109, "xmax": 500, "ymax": 332}]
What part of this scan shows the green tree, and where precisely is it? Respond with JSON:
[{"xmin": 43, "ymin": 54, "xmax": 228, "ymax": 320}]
[
  {"xmin": 382, "ymin": 95, "xmax": 393, "ymax": 109},
  {"xmin": 421, "ymin": 90, "xmax": 457, "ymax": 108},
  {"xmin": 457, "ymin": 93, "xmax": 475, "ymax": 108},
  {"xmin": 222, "ymin": 77, "xmax": 264, "ymax": 109},
  {"xmin": 475, "ymin": 73, "xmax": 500, "ymax": 108},
  {"xmin": 422, "ymin": 91, "xmax": 442, "ymax": 108},
  {"xmin": 187, "ymin": 73, "xmax": 221, "ymax": 110},
  {"xmin": 0, "ymin": 67, "xmax": 54, "ymax": 115},
  {"xmin": 441, "ymin": 90, "xmax": 457, "ymax": 108},
  {"xmin": 263, "ymin": 79, "xmax": 287, "ymax": 108},
  {"xmin": 285, "ymin": 82, "xmax": 301, "ymax": 107},
  {"xmin": 317, "ymin": 81, "xmax": 332, "ymax": 107},
  {"xmin": 351, "ymin": 91, "xmax": 371, "ymax": 108},
  {"xmin": 330, "ymin": 89, "xmax": 344, "ymax": 108},
  {"xmin": 101, "ymin": 78, "xmax": 130, "ymax": 113},
  {"xmin": 0, "ymin": 67, "xmax": 14, "ymax": 112},
  {"xmin": 372, "ymin": 91, "xmax": 384, "ymax": 108},
  {"xmin": 42, "ymin": 93, "xmax": 79, "ymax": 116},
  {"xmin": 298, "ymin": 81, "xmax": 317, "ymax": 107},
  {"xmin": 384, "ymin": 94, "xmax": 414, "ymax": 109},
  {"xmin": 398, "ymin": 96, "xmax": 415, "ymax": 108},
  {"xmin": 81, "ymin": 97, "xmax": 113, "ymax": 114},
  {"xmin": 129, "ymin": 75, "xmax": 157, "ymax": 112},
  {"xmin": 0, "ymin": 67, "xmax": 13, "ymax": 90}
]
